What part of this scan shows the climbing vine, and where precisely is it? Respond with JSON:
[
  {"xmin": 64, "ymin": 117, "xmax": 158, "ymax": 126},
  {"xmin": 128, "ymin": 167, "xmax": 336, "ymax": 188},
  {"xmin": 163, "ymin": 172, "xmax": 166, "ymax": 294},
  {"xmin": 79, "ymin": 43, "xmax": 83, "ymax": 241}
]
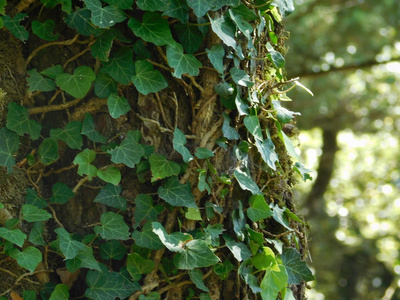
[{"xmin": 0, "ymin": 0, "xmax": 314, "ymax": 299}]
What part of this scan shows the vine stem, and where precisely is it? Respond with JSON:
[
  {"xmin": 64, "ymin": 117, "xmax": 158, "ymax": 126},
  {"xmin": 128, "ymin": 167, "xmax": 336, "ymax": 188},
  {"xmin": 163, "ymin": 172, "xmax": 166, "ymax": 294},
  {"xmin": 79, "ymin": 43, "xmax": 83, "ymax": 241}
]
[
  {"xmin": 0, "ymin": 269, "xmax": 52, "ymax": 297},
  {"xmin": 28, "ymin": 97, "xmax": 84, "ymax": 115}
]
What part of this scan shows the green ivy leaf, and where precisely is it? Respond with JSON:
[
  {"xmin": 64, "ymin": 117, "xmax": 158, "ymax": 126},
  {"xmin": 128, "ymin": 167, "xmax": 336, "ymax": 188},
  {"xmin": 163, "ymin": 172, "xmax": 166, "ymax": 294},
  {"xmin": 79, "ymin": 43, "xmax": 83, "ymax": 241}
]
[
  {"xmin": 149, "ymin": 153, "xmax": 180, "ymax": 182},
  {"xmin": 22, "ymin": 204, "xmax": 52, "ymax": 222},
  {"xmin": 103, "ymin": 0, "xmax": 133, "ymax": 9},
  {"xmin": 252, "ymin": 246, "xmax": 278, "ymax": 270},
  {"xmin": 41, "ymin": 0, "xmax": 72, "ymax": 13},
  {"xmin": 102, "ymin": 47, "xmax": 135, "ymax": 85},
  {"xmin": 272, "ymin": 100, "xmax": 300, "ymax": 124},
  {"xmin": 166, "ymin": 43, "xmax": 202, "ymax": 79},
  {"xmin": 81, "ymin": 113, "xmax": 107, "ymax": 143},
  {"xmin": 94, "ymin": 211, "xmax": 130, "ymax": 240},
  {"xmin": 224, "ymin": 235, "xmax": 252, "ymax": 262},
  {"xmin": 26, "ymin": 188, "xmax": 47, "ymax": 208},
  {"xmin": 230, "ymin": 67, "xmax": 254, "ymax": 87},
  {"xmin": 127, "ymin": 252, "xmax": 155, "ymax": 281},
  {"xmin": 56, "ymin": 66, "xmax": 95, "ymax": 99},
  {"xmin": 50, "ymin": 121, "xmax": 83, "ymax": 150},
  {"xmin": 293, "ymin": 162, "xmax": 313, "ymax": 182},
  {"xmin": 175, "ymin": 23, "xmax": 203, "ymax": 54},
  {"xmin": 97, "ymin": 167, "xmax": 121, "ymax": 185},
  {"xmin": 247, "ymin": 195, "xmax": 273, "ymax": 222},
  {"xmin": 50, "ymin": 182, "xmax": 74, "ymax": 204},
  {"xmin": 49, "ymin": 284, "xmax": 69, "ymax": 300},
  {"xmin": 235, "ymin": 91, "xmax": 249, "ymax": 116},
  {"xmin": 174, "ymin": 240, "xmax": 220, "ymax": 269},
  {"xmin": 131, "ymin": 60, "xmax": 168, "ymax": 95},
  {"xmin": 266, "ymin": 43, "xmax": 285, "ymax": 69},
  {"xmin": 84, "ymin": 0, "xmax": 126, "ymax": 28},
  {"xmin": 185, "ymin": 207, "xmax": 202, "ymax": 220},
  {"xmin": 107, "ymin": 94, "xmax": 131, "ymax": 119},
  {"xmin": 41, "ymin": 65, "xmax": 64, "ymax": 79},
  {"xmin": 73, "ymin": 149, "xmax": 97, "ymax": 180},
  {"xmin": 107, "ymin": 130, "xmax": 145, "ymax": 168},
  {"xmin": 132, "ymin": 222, "xmax": 164, "ymax": 250},
  {"xmin": 100, "ymin": 240, "xmax": 127, "ymax": 260},
  {"xmin": 27, "ymin": 69, "xmax": 56, "ymax": 92},
  {"xmin": 163, "ymin": 0, "xmax": 189, "ymax": 23},
  {"xmin": 172, "ymin": 128, "xmax": 193, "ymax": 163},
  {"xmin": 228, "ymin": 9, "xmax": 253, "ymax": 40},
  {"xmin": 0, "ymin": 227, "xmax": 27, "ymax": 247},
  {"xmin": 152, "ymin": 222, "xmax": 191, "ymax": 252},
  {"xmin": 186, "ymin": 0, "xmax": 214, "ymax": 17},
  {"xmin": 94, "ymin": 72, "xmax": 118, "ymax": 98},
  {"xmin": 9, "ymin": 246, "xmax": 42, "ymax": 273},
  {"xmin": 255, "ymin": 138, "xmax": 279, "ymax": 171},
  {"xmin": 38, "ymin": 138, "xmax": 59, "ymax": 165},
  {"xmin": 271, "ymin": 204, "xmax": 292, "ymax": 231},
  {"xmin": 29, "ymin": 222, "xmax": 46, "ymax": 246},
  {"xmin": 136, "ymin": 0, "xmax": 168, "ymax": 11},
  {"xmin": 282, "ymin": 248, "xmax": 315, "ymax": 284},
  {"xmin": 280, "ymin": 130, "xmax": 300, "ymax": 160},
  {"xmin": 260, "ymin": 264, "xmax": 288, "ymax": 300},
  {"xmin": 66, "ymin": 245, "xmax": 101, "ymax": 272},
  {"xmin": 271, "ymin": 0, "xmax": 295, "ymax": 17},
  {"xmin": 234, "ymin": 168, "xmax": 261, "ymax": 195},
  {"xmin": 32, "ymin": 20, "xmax": 59, "ymax": 41},
  {"xmin": 2, "ymin": 13, "xmax": 29, "ymax": 41},
  {"xmin": 189, "ymin": 269, "xmax": 209, "ymax": 292},
  {"xmin": 206, "ymin": 45, "xmax": 225, "ymax": 75},
  {"xmin": 209, "ymin": 14, "xmax": 236, "ymax": 49},
  {"xmin": 222, "ymin": 112, "xmax": 239, "ymax": 140},
  {"xmin": 139, "ymin": 292, "xmax": 160, "ymax": 300},
  {"xmin": 91, "ymin": 30, "xmax": 114, "ymax": 61},
  {"xmin": 6, "ymin": 102, "xmax": 42, "ymax": 140},
  {"xmin": 134, "ymin": 194, "xmax": 163, "ymax": 225},
  {"xmin": 65, "ymin": 8, "xmax": 103, "ymax": 36},
  {"xmin": 0, "ymin": 127, "xmax": 19, "ymax": 172},
  {"xmin": 197, "ymin": 169, "xmax": 211, "ymax": 194},
  {"xmin": 128, "ymin": 12, "xmax": 174, "ymax": 46},
  {"xmin": 0, "ymin": 0, "xmax": 5, "ymax": 14},
  {"xmin": 94, "ymin": 184, "xmax": 126, "ymax": 210},
  {"xmin": 195, "ymin": 147, "xmax": 214, "ymax": 159},
  {"xmin": 158, "ymin": 176, "xmax": 196, "ymax": 208}
]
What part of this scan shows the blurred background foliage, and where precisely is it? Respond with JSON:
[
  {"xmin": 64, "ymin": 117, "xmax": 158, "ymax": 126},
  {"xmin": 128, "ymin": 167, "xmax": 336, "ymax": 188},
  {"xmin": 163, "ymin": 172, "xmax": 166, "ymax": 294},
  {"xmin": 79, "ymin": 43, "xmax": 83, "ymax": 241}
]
[{"xmin": 283, "ymin": 0, "xmax": 400, "ymax": 299}]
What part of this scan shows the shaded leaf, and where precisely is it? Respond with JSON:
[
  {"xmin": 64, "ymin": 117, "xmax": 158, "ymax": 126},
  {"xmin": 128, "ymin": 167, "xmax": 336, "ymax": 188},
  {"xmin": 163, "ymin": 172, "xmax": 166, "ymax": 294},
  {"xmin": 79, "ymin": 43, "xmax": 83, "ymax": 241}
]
[
  {"xmin": 65, "ymin": 8, "xmax": 103, "ymax": 36},
  {"xmin": 234, "ymin": 168, "xmax": 261, "ymax": 195},
  {"xmin": 282, "ymin": 248, "xmax": 315, "ymax": 284},
  {"xmin": 127, "ymin": 252, "xmax": 154, "ymax": 281},
  {"xmin": 131, "ymin": 60, "xmax": 168, "ymax": 95},
  {"xmin": 22, "ymin": 204, "xmax": 52, "ymax": 222},
  {"xmin": 175, "ymin": 23, "xmax": 203, "ymax": 54},
  {"xmin": 158, "ymin": 176, "xmax": 196, "ymax": 208},
  {"xmin": 255, "ymin": 138, "xmax": 279, "ymax": 171},
  {"xmin": 163, "ymin": 0, "xmax": 189, "ymax": 23},
  {"xmin": 0, "ymin": 127, "xmax": 19, "ymax": 172},
  {"xmin": 0, "ymin": 227, "xmax": 26, "ymax": 247},
  {"xmin": 6, "ymin": 102, "xmax": 42, "ymax": 140},
  {"xmin": 38, "ymin": 138, "xmax": 59, "ymax": 165},
  {"xmin": 149, "ymin": 153, "xmax": 180, "ymax": 182},
  {"xmin": 206, "ymin": 45, "xmax": 225, "ymax": 75},
  {"xmin": 94, "ymin": 184, "xmax": 126, "ymax": 210},
  {"xmin": 224, "ymin": 235, "xmax": 252, "ymax": 262},
  {"xmin": 102, "ymin": 47, "xmax": 135, "ymax": 85},
  {"xmin": 247, "ymin": 195, "xmax": 273, "ymax": 222},
  {"xmin": 222, "ymin": 112, "xmax": 239, "ymax": 140},
  {"xmin": 107, "ymin": 94, "xmax": 131, "ymax": 119},
  {"xmin": 91, "ymin": 30, "xmax": 114, "ymax": 61},
  {"xmin": 131, "ymin": 222, "xmax": 164, "ymax": 250},
  {"xmin": 209, "ymin": 14, "xmax": 236, "ymax": 48},
  {"xmin": 26, "ymin": 188, "xmax": 47, "ymax": 208},
  {"xmin": 2, "ymin": 14, "xmax": 29, "ymax": 41},
  {"xmin": 189, "ymin": 269, "xmax": 209, "ymax": 292},
  {"xmin": 100, "ymin": 240, "xmax": 127, "ymax": 260},
  {"xmin": 94, "ymin": 212, "xmax": 130, "ymax": 240},
  {"xmin": 81, "ymin": 113, "xmax": 107, "ymax": 143},
  {"xmin": 103, "ymin": 0, "xmax": 133, "ymax": 9},
  {"xmin": 27, "ymin": 69, "xmax": 56, "ymax": 92},
  {"xmin": 73, "ymin": 149, "xmax": 97, "ymax": 180},
  {"xmin": 244, "ymin": 115, "xmax": 262, "ymax": 140},
  {"xmin": 134, "ymin": 194, "xmax": 163, "ymax": 225},
  {"xmin": 50, "ymin": 121, "xmax": 83, "ymax": 150},
  {"xmin": 56, "ymin": 66, "xmax": 95, "ymax": 99},
  {"xmin": 50, "ymin": 182, "xmax": 74, "ymax": 204},
  {"xmin": 136, "ymin": 0, "xmax": 168, "ymax": 11},
  {"xmin": 32, "ymin": 20, "xmax": 59, "ymax": 41},
  {"xmin": 29, "ymin": 222, "xmax": 46, "ymax": 246},
  {"xmin": 97, "ymin": 167, "xmax": 121, "ymax": 185},
  {"xmin": 107, "ymin": 130, "xmax": 145, "ymax": 168},
  {"xmin": 166, "ymin": 43, "xmax": 202, "ymax": 78},
  {"xmin": 9, "ymin": 246, "xmax": 42, "ymax": 273},
  {"xmin": 49, "ymin": 284, "xmax": 69, "ymax": 300},
  {"xmin": 230, "ymin": 67, "xmax": 253, "ymax": 87},
  {"xmin": 194, "ymin": 147, "xmax": 214, "ymax": 159},
  {"xmin": 94, "ymin": 72, "xmax": 118, "ymax": 98},
  {"xmin": 55, "ymin": 227, "xmax": 85, "ymax": 260},
  {"xmin": 66, "ymin": 245, "xmax": 101, "ymax": 272},
  {"xmin": 272, "ymin": 100, "xmax": 301, "ymax": 124}
]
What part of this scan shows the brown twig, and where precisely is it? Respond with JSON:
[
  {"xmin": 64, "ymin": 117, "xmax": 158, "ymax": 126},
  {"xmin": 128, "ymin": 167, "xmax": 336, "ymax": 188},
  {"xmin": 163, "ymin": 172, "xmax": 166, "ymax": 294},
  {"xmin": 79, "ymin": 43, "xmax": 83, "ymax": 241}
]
[{"xmin": 28, "ymin": 97, "xmax": 84, "ymax": 115}]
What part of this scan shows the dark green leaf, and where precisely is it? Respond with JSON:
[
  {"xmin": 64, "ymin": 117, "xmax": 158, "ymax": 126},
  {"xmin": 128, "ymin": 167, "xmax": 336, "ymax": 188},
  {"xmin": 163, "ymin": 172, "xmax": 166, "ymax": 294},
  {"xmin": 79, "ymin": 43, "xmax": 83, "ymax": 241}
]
[
  {"xmin": 195, "ymin": 147, "xmax": 214, "ymax": 159},
  {"xmin": 132, "ymin": 222, "xmax": 164, "ymax": 250},
  {"xmin": 293, "ymin": 162, "xmax": 313, "ymax": 182},
  {"xmin": 139, "ymin": 292, "xmax": 160, "ymax": 300},
  {"xmin": 6, "ymin": 102, "xmax": 42, "ymax": 140},
  {"xmin": 209, "ymin": 15, "xmax": 236, "ymax": 48},
  {"xmin": 100, "ymin": 240, "xmax": 127, "ymax": 260},
  {"xmin": 0, "ymin": 127, "xmax": 19, "ymax": 172},
  {"xmin": 173, "ymin": 128, "xmax": 193, "ymax": 163},
  {"xmin": 103, "ymin": 0, "xmax": 133, "ymax": 9},
  {"xmin": 232, "ymin": 201, "xmax": 246, "ymax": 241},
  {"xmin": 234, "ymin": 168, "xmax": 261, "ymax": 195},
  {"xmin": 128, "ymin": 12, "xmax": 174, "ymax": 46},
  {"xmin": 228, "ymin": 9, "xmax": 253, "ymax": 40},
  {"xmin": 22, "ymin": 204, "xmax": 52, "ymax": 222},
  {"xmin": 152, "ymin": 222, "xmax": 191, "ymax": 252},
  {"xmin": 50, "ymin": 182, "xmax": 74, "ymax": 205},
  {"xmin": 260, "ymin": 264, "xmax": 288, "ymax": 300},
  {"xmin": 244, "ymin": 115, "xmax": 262, "ymax": 140},
  {"xmin": 27, "ymin": 69, "xmax": 56, "ymax": 92},
  {"xmin": 266, "ymin": 43, "xmax": 285, "ymax": 69},
  {"xmin": 136, "ymin": 0, "xmax": 168, "ymax": 11},
  {"xmin": 73, "ymin": 149, "xmax": 97, "ymax": 179},
  {"xmin": 91, "ymin": 30, "xmax": 114, "ymax": 61},
  {"xmin": 206, "ymin": 45, "xmax": 225, "ymax": 75},
  {"xmin": 214, "ymin": 260, "xmax": 235, "ymax": 280},
  {"xmin": 26, "ymin": 188, "xmax": 47, "ymax": 208},
  {"xmin": 222, "ymin": 112, "xmax": 239, "ymax": 140},
  {"xmin": 97, "ymin": 167, "xmax": 121, "ymax": 185},
  {"xmin": 2, "ymin": 14, "xmax": 29, "ymax": 41},
  {"xmin": 65, "ymin": 8, "xmax": 103, "ymax": 36},
  {"xmin": 32, "ymin": 20, "xmax": 59, "ymax": 41},
  {"xmin": 271, "ymin": 204, "xmax": 292, "ymax": 231},
  {"xmin": 38, "ymin": 138, "xmax": 59, "ymax": 165},
  {"xmin": 134, "ymin": 194, "xmax": 163, "ymax": 225},
  {"xmin": 29, "ymin": 222, "xmax": 46, "ymax": 246},
  {"xmin": 282, "ymin": 248, "xmax": 315, "ymax": 284},
  {"xmin": 84, "ymin": 0, "xmax": 126, "ymax": 28},
  {"xmin": 230, "ymin": 67, "xmax": 254, "ymax": 87},
  {"xmin": 94, "ymin": 72, "xmax": 118, "ymax": 98},
  {"xmin": 158, "ymin": 176, "xmax": 196, "ymax": 208},
  {"xmin": 149, "ymin": 153, "xmax": 180, "ymax": 182},
  {"xmin": 41, "ymin": 65, "xmax": 64, "ymax": 79},
  {"xmin": 56, "ymin": 66, "xmax": 95, "ymax": 99},
  {"xmin": 186, "ymin": 0, "xmax": 214, "ymax": 17},
  {"xmin": 49, "ymin": 284, "xmax": 69, "ymax": 300},
  {"xmin": 255, "ymin": 138, "xmax": 279, "ymax": 171},
  {"xmin": 247, "ymin": 195, "xmax": 273, "ymax": 222},
  {"xmin": 50, "ymin": 121, "xmax": 83, "ymax": 150},
  {"xmin": 81, "ymin": 113, "xmax": 107, "ymax": 143},
  {"xmin": 102, "ymin": 47, "xmax": 135, "ymax": 85},
  {"xmin": 189, "ymin": 269, "xmax": 209, "ymax": 292},
  {"xmin": 9, "ymin": 246, "xmax": 42, "ymax": 273},
  {"xmin": 133, "ymin": 40, "xmax": 151, "ymax": 60},
  {"xmin": 131, "ymin": 60, "xmax": 168, "ymax": 95},
  {"xmin": 66, "ymin": 245, "xmax": 101, "ymax": 272},
  {"xmin": 55, "ymin": 227, "xmax": 85, "ymax": 259},
  {"xmin": 0, "ymin": 227, "xmax": 26, "ymax": 247},
  {"xmin": 163, "ymin": 0, "xmax": 189, "ymax": 23},
  {"xmin": 107, "ymin": 130, "xmax": 145, "ymax": 168},
  {"xmin": 94, "ymin": 184, "xmax": 126, "ymax": 210},
  {"xmin": 127, "ymin": 252, "xmax": 154, "ymax": 281},
  {"xmin": 175, "ymin": 23, "xmax": 203, "ymax": 54},
  {"xmin": 107, "ymin": 94, "xmax": 131, "ymax": 118},
  {"xmin": 166, "ymin": 43, "xmax": 202, "ymax": 78},
  {"xmin": 94, "ymin": 211, "xmax": 130, "ymax": 240},
  {"xmin": 174, "ymin": 240, "xmax": 220, "ymax": 269}
]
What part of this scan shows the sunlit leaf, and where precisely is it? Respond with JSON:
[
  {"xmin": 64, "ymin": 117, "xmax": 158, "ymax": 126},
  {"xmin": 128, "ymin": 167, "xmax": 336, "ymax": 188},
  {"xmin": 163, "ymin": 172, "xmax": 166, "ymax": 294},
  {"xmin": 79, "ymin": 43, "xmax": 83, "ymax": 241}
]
[
  {"xmin": 158, "ymin": 176, "xmax": 196, "ymax": 208},
  {"xmin": 209, "ymin": 14, "xmax": 236, "ymax": 48},
  {"xmin": 152, "ymin": 222, "xmax": 191, "ymax": 252},
  {"xmin": 234, "ymin": 168, "xmax": 261, "ymax": 195},
  {"xmin": 173, "ymin": 128, "xmax": 193, "ymax": 163},
  {"xmin": 127, "ymin": 252, "xmax": 154, "ymax": 281},
  {"xmin": 206, "ymin": 45, "xmax": 225, "ymax": 75},
  {"xmin": 166, "ymin": 43, "xmax": 202, "ymax": 79},
  {"xmin": 132, "ymin": 60, "xmax": 168, "ymax": 95},
  {"xmin": 73, "ymin": 149, "xmax": 97, "ymax": 179},
  {"xmin": 282, "ymin": 248, "xmax": 315, "ymax": 284},
  {"xmin": 247, "ymin": 195, "xmax": 273, "ymax": 222},
  {"xmin": 0, "ymin": 227, "xmax": 26, "ymax": 247},
  {"xmin": 131, "ymin": 222, "xmax": 164, "ymax": 250},
  {"xmin": 149, "ymin": 153, "xmax": 180, "ymax": 182},
  {"xmin": 260, "ymin": 264, "xmax": 288, "ymax": 300},
  {"xmin": 174, "ymin": 240, "xmax": 220, "ymax": 269}
]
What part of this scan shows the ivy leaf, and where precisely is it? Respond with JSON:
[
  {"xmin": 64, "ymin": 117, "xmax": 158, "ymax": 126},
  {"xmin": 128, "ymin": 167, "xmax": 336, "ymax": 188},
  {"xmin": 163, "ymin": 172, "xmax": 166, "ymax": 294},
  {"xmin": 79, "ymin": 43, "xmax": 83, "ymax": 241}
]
[
  {"xmin": 94, "ymin": 184, "xmax": 126, "ymax": 210},
  {"xmin": 94, "ymin": 211, "xmax": 130, "ymax": 240},
  {"xmin": 55, "ymin": 228, "xmax": 85, "ymax": 259},
  {"xmin": 97, "ymin": 167, "xmax": 121, "ymax": 185},
  {"xmin": 134, "ymin": 194, "xmax": 163, "ymax": 225},
  {"xmin": 22, "ymin": 204, "xmax": 52, "ymax": 222},
  {"xmin": 281, "ymin": 130, "xmax": 300, "ymax": 160},
  {"xmin": 2, "ymin": 14, "xmax": 29, "ymax": 41},
  {"xmin": 186, "ymin": 0, "xmax": 214, "ymax": 17},
  {"xmin": 65, "ymin": 8, "xmax": 103, "ymax": 36},
  {"xmin": 56, "ymin": 66, "xmax": 95, "ymax": 99},
  {"xmin": 107, "ymin": 94, "xmax": 131, "ymax": 119},
  {"xmin": 103, "ymin": 0, "xmax": 133, "ymax": 9},
  {"xmin": 260, "ymin": 264, "xmax": 288, "ymax": 300},
  {"xmin": 271, "ymin": 0, "xmax": 295, "ymax": 17},
  {"xmin": 91, "ymin": 30, "xmax": 114, "ymax": 61},
  {"xmin": 247, "ymin": 195, "xmax": 273, "ymax": 222},
  {"xmin": 166, "ymin": 43, "xmax": 202, "ymax": 79},
  {"xmin": 131, "ymin": 60, "xmax": 168, "ymax": 95},
  {"xmin": 0, "ymin": 127, "xmax": 19, "ymax": 172},
  {"xmin": 38, "ymin": 138, "xmax": 59, "ymax": 165},
  {"xmin": 185, "ymin": 207, "xmax": 202, "ymax": 220},
  {"xmin": 49, "ymin": 182, "xmax": 74, "ymax": 205},
  {"xmin": 84, "ymin": 0, "xmax": 126, "ymax": 28},
  {"xmin": 107, "ymin": 130, "xmax": 145, "ymax": 168},
  {"xmin": 271, "ymin": 204, "xmax": 292, "ymax": 231},
  {"xmin": 26, "ymin": 188, "xmax": 47, "ymax": 208},
  {"xmin": 41, "ymin": 65, "xmax": 64, "ymax": 79},
  {"xmin": 0, "ymin": 227, "xmax": 26, "ymax": 247},
  {"xmin": 9, "ymin": 246, "xmax": 42, "ymax": 273},
  {"xmin": 158, "ymin": 176, "xmax": 197, "ymax": 208},
  {"xmin": 163, "ymin": 0, "xmax": 190, "ymax": 23},
  {"xmin": 255, "ymin": 138, "xmax": 279, "ymax": 171},
  {"xmin": 206, "ymin": 45, "xmax": 225, "ymax": 75},
  {"xmin": 252, "ymin": 246, "xmax": 278, "ymax": 270},
  {"xmin": 272, "ymin": 100, "xmax": 300, "ymax": 124},
  {"xmin": 81, "ymin": 113, "xmax": 107, "ymax": 143},
  {"xmin": 234, "ymin": 168, "xmax": 261, "ymax": 195},
  {"xmin": 189, "ymin": 269, "xmax": 209, "ymax": 292},
  {"xmin": 132, "ymin": 222, "xmax": 164, "ymax": 250},
  {"xmin": 66, "ymin": 245, "xmax": 101, "ymax": 272},
  {"xmin": 194, "ymin": 147, "xmax": 214, "ymax": 159},
  {"xmin": 282, "ymin": 248, "xmax": 315, "ymax": 284},
  {"xmin": 173, "ymin": 128, "xmax": 193, "ymax": 163},
  {"xmin": 175, "ymin": 23, "xmax": 203, "ymax": 54},
  {"xmin": 94, "ymin": 72, "xmax": 118, "ymax": 98},
  {"xmin": 86, "ymin": 266, "xmax": 140, "ymax": 300},
  {"xmin": 32, "ymin": 20, "xmax": 59, "ymax": 41},
  {"xmin": 197, "ymin": 169, "xmax": 211, "ymax": 194},
  {"xmin": 209, "ymin": 15, "xmax": 236, "ymax": 49},
  {"xmin": 6, "ymin": 102, "xmax": 42, "ymax": 140},
  {"xmin": 29, "ymin": 222, "xmax": 46, "ymax": 246},
  {"xmin": 230, "ymin": 67, "xmax": 254, "ymax": 87},
  {"xmin": 224, "ymin": 235, "xmax": 252, "ymax": 262},
  {"xmin": 50, "ymin": 121, "xmax": 83, "ymax": 150},
  {"xmin": 136, "ymin": 0, "xmax": 168, "ymax": 11},
  {"xmin": 266, "ymin": 43, "xmax": 285, "ymax": 69},
  {"xmin": 222, "ymin": 112, "xmax": 239, "ymax": 140},
  {"xmin": 128, "ymin": 12, "xmax": 174, "ymax": 46},
  {"xmin": 127, "ymin": 252, "xmax": 155, "ymax": 281},
  {"xmin": 102, "ymin": 47, "xmax": 135, "ymax": 85},
  {"xmin": 293, "ymin": 162, "xmax": 313, "ymax": 182},
  {"xmin": 73, "ymin": 149, "xmax": 97, "ymax": 180},
  {"xmin": 27, "ymin": 69, "xmax": 56, "ymax": 92},
  {"xmin": 238, "ymin": 263, "xmax": 262, "ymax": 294},
  {"xmin": 152, "ymin": 222, "xmax": 191, "ymax": 252},
  {"xmin": 100, "ymin": 240, "xmax": 127, "ymax": 260},
  {"xmin": 149, "ymin": 154, "xmax": 180, "ymax": 182},
  {"xmin": 174, "ymin": 240, "xmax": 220, "ymax": 269},
  {"xmin": 49, "ymin": 284, "xmax": 69, "ymax": 300}
]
